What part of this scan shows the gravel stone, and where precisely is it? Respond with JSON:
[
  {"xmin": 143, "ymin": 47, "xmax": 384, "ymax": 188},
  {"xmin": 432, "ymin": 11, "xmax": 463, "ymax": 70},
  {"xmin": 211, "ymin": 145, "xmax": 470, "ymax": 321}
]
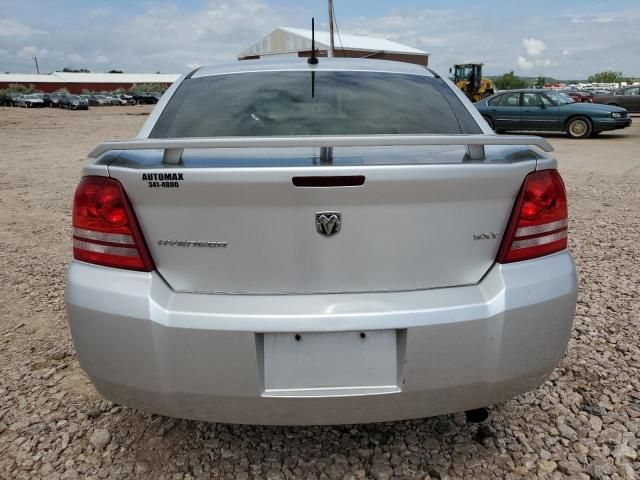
[
  {"xmin": 588, "ymin": 415, "xmax": 603, "ymax": 433},
  {"xmin": 135, "ymin": 461, "xmax": 151, "ymax": 475},
  {"xmin": 598, "ymin": 429, "xmax": 623, "ymax": 445},
  {"xmin": 369, "ymin": 463, "xmax": 393, "ymax": 480},
  {"xmin": 617, "ymin": 463, "xmax": 637, "ymax": 480},
  {"xmin": 495, "ymin": 453, "xmax": 515, "ymax": 470},
  {"xmin": 89, "ymin": 429, "xmax": 111, "ymax": 450},
  {"xmin": 586, "ymin": 461, "xmax": 617, "ymax": 478},
  {"xmin": 537, "ymin": 460, "xmax": 558, "ymax": 475},
  {"xmin": 612, "ymin": 444, "xmax": 637, "ymax": 464},
  {"xmin": 423, "ymin": 437, "xmax": 440, "ymax": 451},
  {"xmin": 557, "ymin": 459, "xmax": 583, "ymax": 475}
]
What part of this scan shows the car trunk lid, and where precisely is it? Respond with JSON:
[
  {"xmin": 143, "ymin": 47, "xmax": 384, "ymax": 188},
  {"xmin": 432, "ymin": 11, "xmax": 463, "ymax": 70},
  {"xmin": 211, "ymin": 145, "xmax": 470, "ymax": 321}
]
[{"xmin": 108, "ymin": 146, "xmax": 537, "ymax": 294}]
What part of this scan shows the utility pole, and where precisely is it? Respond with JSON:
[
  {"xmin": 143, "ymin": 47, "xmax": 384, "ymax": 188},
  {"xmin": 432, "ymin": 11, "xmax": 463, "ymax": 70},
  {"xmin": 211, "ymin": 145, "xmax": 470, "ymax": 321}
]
[
  {"xmin": 327, "ymin": 0, "xmax": 335, "ymax": 57},
  {"xmin": 33, "ymin": 57, "xmax": 40, "ymax": 74}
]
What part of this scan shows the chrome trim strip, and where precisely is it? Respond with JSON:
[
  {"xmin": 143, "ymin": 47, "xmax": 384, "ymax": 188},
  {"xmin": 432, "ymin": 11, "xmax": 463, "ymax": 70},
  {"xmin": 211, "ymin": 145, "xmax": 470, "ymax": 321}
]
[
  {"xmin": 89, "ymin": 134, "xmax": 554, "ymax": 158},
  {"xmin": 515, "ymin": 219, "xmax": 569, "ymax": 238},
  {"xmin": 73, "ymin": 239, "xmax": 138, "ymax": 257},
  {"xmin": 263, "ymin": 385, "xmax": 401, "ymax": 398},
  {"xmin": 511, "ymin": 230, "xmax": 568, "ymax": 250},
  {"xmin": 73, "ymin": 227, "xmax": 134, "ymax": 245}
]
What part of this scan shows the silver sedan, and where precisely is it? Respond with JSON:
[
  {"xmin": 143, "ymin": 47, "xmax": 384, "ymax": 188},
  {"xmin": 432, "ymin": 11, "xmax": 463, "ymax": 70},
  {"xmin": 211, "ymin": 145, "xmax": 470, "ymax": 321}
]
[{"xmin": 66, "ymin": 58, "xmax": 577, "ymax": 425}]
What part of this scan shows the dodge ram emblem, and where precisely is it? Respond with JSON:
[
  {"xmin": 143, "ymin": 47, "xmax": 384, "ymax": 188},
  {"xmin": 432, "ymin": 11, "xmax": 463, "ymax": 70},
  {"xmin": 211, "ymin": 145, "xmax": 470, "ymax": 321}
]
[{"xmin": 316, "ymin": 212, "xmax": 342, "ymax": 237}]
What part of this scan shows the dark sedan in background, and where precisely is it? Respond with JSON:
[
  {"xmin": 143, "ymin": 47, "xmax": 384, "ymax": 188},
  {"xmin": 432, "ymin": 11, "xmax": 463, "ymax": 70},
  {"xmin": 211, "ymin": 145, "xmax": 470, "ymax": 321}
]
[
  {"xmin": 0, "ymin": 92, "xmax": 10, "ymax": 106},
  {"xmin": 475, "ymin": 89, "xmax": 631, "ymax": 138},
  {"xmin": 43, "ymin": 92, "xmax": 65, "ymax": 107},
  {"xmin": 59, "ymin": 95, "xmax": 89, "ymax": 110},
  {"xmin": 593, "ymin": 86, "xmax": 640, "ymax": 113},
  {"xmin": 131, "ymin": 91, "xmax": 159, "ymax": 104},
  {"xmin": 7, "ymin": 92, "xmax": 23, "ymax": 106}
]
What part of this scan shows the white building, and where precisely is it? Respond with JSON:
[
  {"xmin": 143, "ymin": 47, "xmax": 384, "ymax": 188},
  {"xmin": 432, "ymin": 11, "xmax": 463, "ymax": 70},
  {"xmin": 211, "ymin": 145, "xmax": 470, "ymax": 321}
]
[
  {"xmin": 238, "ymin": 27, "xmax": 430, "ymax": 66},
  {"xmin": 0, "ymin": 72, "xmax": 180, "ymax": 93}
]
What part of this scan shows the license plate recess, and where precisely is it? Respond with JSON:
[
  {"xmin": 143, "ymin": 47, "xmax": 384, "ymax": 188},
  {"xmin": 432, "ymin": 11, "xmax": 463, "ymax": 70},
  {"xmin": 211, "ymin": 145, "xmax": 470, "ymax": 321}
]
[{"xmin": 262, "ymin": 330, "xmax": 399, "ymax": 397}]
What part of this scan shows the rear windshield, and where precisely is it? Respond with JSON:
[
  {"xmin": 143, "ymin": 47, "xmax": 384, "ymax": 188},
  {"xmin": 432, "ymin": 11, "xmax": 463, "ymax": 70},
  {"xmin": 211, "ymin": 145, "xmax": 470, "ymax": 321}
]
[{"xmin": 150, "ymin": 71, "xmax": 480, "ymax": 137}]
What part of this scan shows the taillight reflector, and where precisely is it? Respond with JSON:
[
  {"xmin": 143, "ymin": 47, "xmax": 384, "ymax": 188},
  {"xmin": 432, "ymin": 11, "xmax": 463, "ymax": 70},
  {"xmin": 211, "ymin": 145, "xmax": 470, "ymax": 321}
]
[
  {"xmin": 497, "ymin": 170, "xmax": 568, "ymax": 263},
  {"xmin": 72, "ymin": 176, "xmax": 154, "ymax": 271}
]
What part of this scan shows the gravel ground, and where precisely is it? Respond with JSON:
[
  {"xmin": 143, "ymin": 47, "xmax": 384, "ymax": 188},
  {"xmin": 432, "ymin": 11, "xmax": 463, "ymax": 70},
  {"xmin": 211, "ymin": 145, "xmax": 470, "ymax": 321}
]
[{"xmin": 1, "ymin": 106, "xmax": 639, "ymax": 479}]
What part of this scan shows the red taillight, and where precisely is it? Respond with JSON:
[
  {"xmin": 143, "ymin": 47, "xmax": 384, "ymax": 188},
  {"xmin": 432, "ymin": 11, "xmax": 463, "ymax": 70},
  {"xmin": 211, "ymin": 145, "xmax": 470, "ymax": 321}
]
[
  {"xmin": 497, "ymin": 170, "xmax": 568, "ymax": 263},
  {"xmin": 72, "ymin": 176, "xmax": 154, "ymax": 271}
]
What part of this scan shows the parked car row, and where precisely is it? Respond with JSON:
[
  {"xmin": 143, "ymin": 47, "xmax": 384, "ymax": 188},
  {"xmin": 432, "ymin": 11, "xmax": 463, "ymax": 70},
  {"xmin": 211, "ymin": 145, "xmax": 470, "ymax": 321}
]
[
  {"xmin": 558, "ymin": 87, "xmax": 640, "ymax": 111},
  {"xmin": 1, "ymin": 91, "xmax": 163, "ymax": 108},
  {"xmin": 82, "ymin": 91, "xmax": 162, "ymax": 105},
  {"xmin": 583, "ymin": 88, "xmax": 614, "ymax": 95},
  {"xmin": 82, "ymin": 94, "xmax": 131, "ymax": 106},
  {"xmin": 0, "ymin": 92, "xmax": 36, "ymax": 106}
]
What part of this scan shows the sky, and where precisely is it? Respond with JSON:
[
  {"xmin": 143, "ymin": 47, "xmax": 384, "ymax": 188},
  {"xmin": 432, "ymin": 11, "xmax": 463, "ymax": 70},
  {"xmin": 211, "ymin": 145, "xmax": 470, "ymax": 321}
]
[{"xmin": 1, "ymin": 0, "xmax": 638, "ymax": 79}]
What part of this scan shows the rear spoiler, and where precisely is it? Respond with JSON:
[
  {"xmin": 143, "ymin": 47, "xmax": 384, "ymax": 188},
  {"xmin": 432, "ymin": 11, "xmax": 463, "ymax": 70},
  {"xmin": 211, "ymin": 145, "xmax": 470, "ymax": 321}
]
[{"xmin": 88, "ymin": 134, "xmax": 553, "ymax": 164}]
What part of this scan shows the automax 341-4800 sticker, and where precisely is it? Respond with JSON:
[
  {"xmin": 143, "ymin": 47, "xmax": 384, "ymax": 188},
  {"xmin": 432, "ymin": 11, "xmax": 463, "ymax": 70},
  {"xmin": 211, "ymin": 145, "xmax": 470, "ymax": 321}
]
[{"xmin": 142, "ymin": 172, "xmax": 183, "ymax": 188}]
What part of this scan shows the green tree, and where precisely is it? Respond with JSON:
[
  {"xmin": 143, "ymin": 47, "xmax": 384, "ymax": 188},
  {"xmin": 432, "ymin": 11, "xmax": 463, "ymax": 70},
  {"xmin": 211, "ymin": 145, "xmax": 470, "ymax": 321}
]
[
  {"xmin": 494, "ymin": 71, "xmax": 529, "ymax": 90},
  {"xmin": 1, "ymin": 84, "xmax": 36, "ymax": 103},
  {"xmin": 8, "ymin": 83, "xmax": 35, "ymax": 93},
  {"xmin": 535, "ymin": 76, "xmax": 546, "ymax": 88},
  {"xmin": 588, "ymin": 71, "xmax": 622, "ymax": 83},
  {"xmin": 108, "ymin": 69, "xmax": 124, "ymax": 73},
  {"xmin": 61, "ymin": 67, "xmax": 90, "ymax": 73},
  {"xmin": 128, "ymin": 83, "xmax": 168, "ymax": 93}
]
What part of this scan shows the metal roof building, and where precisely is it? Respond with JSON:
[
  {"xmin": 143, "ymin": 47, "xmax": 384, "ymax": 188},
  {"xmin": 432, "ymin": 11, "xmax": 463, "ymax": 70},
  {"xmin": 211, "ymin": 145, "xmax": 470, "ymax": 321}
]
[
  {"xmin": 0, "ymin": 72, "xmax": 181, "ymax": 93},
  {"xmin": 238, "ymin": 27, "xmax": 430, "ymax": 66}
]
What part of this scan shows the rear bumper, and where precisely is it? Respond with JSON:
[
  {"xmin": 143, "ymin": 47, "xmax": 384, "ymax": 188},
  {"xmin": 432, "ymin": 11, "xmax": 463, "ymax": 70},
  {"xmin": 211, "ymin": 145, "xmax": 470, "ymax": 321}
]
[{"xmin": 65, "ymin": 252, "xmax": 577, "ymax": 425}]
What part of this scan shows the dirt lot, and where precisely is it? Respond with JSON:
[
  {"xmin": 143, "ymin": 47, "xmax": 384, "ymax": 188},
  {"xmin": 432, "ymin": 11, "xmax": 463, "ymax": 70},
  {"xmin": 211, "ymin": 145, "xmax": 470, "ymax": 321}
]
[{"xmin": 1, "ymin": 106, "xmax": 639, "ymax": 479}]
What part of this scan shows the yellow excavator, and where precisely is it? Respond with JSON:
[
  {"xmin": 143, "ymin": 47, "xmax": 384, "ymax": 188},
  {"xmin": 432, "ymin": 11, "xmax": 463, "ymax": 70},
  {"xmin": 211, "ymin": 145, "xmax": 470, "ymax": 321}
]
[{"xmin": 451, "ymin": 63, "xmax": 494, "ymax": 102}]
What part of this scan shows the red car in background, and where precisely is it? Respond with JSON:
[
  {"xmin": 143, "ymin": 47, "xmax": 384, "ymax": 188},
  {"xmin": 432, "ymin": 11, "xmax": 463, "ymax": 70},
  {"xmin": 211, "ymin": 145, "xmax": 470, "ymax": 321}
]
[{"xmin": 559, "ymin": 90, "xmax": 593, "ymax": 103}]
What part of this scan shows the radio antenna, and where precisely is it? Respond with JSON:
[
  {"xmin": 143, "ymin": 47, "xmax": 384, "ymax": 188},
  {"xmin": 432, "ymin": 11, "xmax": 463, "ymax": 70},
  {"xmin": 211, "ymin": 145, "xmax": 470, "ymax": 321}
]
[{"xmin": 308, "ymin": 17, "xmax": 319, "ymax": 65}]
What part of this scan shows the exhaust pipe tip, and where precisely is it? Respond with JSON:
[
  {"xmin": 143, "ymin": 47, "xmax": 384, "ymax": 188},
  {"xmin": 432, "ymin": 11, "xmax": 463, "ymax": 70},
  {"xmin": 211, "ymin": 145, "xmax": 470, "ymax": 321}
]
[{"xmin": 465, "ymin": 408, "xmax": 489, "ymax": 424}]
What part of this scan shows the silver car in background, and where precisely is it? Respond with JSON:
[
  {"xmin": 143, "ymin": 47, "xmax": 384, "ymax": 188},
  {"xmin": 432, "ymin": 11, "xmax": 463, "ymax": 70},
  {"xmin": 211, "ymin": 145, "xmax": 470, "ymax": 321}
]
[
  {"xmin": 18, "ymin": 94, "xmax": 45, "ymax": 108},
  {"xmin": 65, "ymin": 58, "xmax": 578, "ymax": 425}
]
